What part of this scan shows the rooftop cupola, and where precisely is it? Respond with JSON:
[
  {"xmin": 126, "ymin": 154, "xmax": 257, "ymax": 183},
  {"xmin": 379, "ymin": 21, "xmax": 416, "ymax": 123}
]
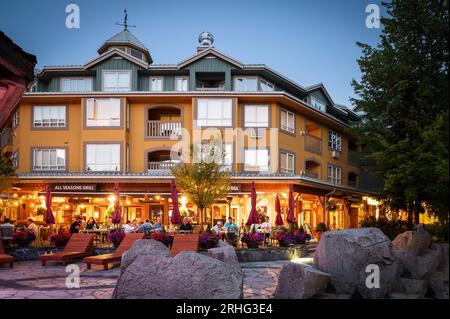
[
  {"xmin": 197, "ymin": 32, "xmax": 214, "ymax": 53},
  {"xmin": 97, "ymin": 10, "xmax": 152, "ymax": 64}
]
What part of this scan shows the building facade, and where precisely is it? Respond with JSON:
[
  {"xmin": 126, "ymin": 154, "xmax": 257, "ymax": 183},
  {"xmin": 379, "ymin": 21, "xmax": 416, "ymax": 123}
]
[{"xmin": 0, "ymin": 28, "xmax": 380, "ymax": 233}]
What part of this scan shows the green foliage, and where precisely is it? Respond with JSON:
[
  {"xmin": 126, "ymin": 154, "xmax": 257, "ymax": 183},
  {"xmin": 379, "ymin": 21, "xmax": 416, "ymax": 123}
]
[
  {"xmin": 424, "ymin": 222, "xmax": 449, "ymax": 242},
  {"xmin": 0, "ymin": 155, "xmax": 13, "ymax": 192},
  {"xmin": 351, "ymin": 0, "xmax": 449, "ymax": 222},
  {"xmin": 360, "ymin": 216, "xmax": 409, "ymax": 240},
  {"xmin": 35, "ymin": 207, "xmax": 46, "ymax": 216}
]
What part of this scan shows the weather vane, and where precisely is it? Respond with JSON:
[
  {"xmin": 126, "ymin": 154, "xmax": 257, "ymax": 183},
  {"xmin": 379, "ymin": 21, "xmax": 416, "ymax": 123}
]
[{"xmin": 115, "ymin": 9, "xmax": 136, "ymax": 30}]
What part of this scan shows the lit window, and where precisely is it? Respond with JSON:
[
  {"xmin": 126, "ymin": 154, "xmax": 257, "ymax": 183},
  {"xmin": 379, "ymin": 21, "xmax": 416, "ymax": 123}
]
[
  {"xmin": 244, "ymin": 149, "xmax": 269, "ymax": 172},
  {"xmin": 61, "ymin": 78, "xmax": 92, "ymax": 92},
  {"xmin": 244, "ymin": 105, "xmax": 269, "ymax": 127},
  {"xmin": 150, "ymin": 77, "xmax": 163, "ymax": 91},
  {"xmin": 86, "ymin": 98, "xmax": 121, "ymax": 127},
  {"xmin": 33, "ymin": 149, "xmax": 66, "ymax": 171},
  {"xmin": 86, "ymin": 143, "xmax": 121, "ymax": 172},
  {"xmin": 197, "ymin": 98, "xmax": 232, "ymax": 127},
  {"xmin": 328, "ymin": 130, "xmax": 342, "ymax": 151},
  {"xmin": 280, "ymin": 108, "xmax": 295, "ymax": 133},
  {"xmin": 234, "ymin": 77, "xmax": 257, "ymax": 91},
  {"xmin": 328, "ymin": 165, "xmax": 342, "ymax": 185},
  {"xmin": 103, "ymin": 71, "xmax": 131, "ymax": 92},
  {"xmin": 310, "ymin": 97, "xmax": 326, "ymax": 112},
  {"xmin": 280, "ymin": 152, "xmax": 295, "ymax": 174},
  {"xmin": 260, "ymin": 79, "xmax": 275, "ymax": 92},
  {"xmin": 175, "ymin": 77, "xmax": 188, "ymax": 91},
  {"xmin": 33, "ymin": 106, "xmax": 66, "ymax": 128}
]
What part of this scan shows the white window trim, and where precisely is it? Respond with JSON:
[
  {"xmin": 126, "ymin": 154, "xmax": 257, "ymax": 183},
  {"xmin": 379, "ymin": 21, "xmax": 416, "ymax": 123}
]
[
  {"xmin": 327, "ymin": 164, "xmax": 342, "ymax": 185},
  {"xmin": 33, "ymin": 106, "xmax": 67, "ymax": 128},
  {"xmin": 85, "ymin": 143, "xmax": 121, "ymax": 172},
  {"xmin": 310, "ymin": 96, "xmax": 326, "ymax": 112},
  {"xmin": 196, "ymin": 98, "xmax": 233, "ymax": 127},
  {"xmin": 328, "ymin": 130, "xmax": 342, "ymax": 151},
  {"xmin": 175, "ymin": 76, "xmax": 189, "ymax": 92},
  {"xmin": 12, "ymin": 110, "xmax": 19, "ymax": 129},
  {"xmin": 102, "ymin": 70, "xmax": 132, "ymax": 92},
  {"xmin": 60, "ymin": 77, "xmax": 93, "ymax": 92},
  {"xmin": 244, "ymin": 104, "xmax": 269, "ymax": 128},
  {"xmin": 10, "ymin": 150, "xmax": 19, "ymax": 169},
  {"xmin": 85, "ymin": 98, "xmax": 122, "ymax": 127},
  {"xmin": 149, "ymin": 76, "xmax": 164, "ymax": 92},
  {"xmin": 33, "ymin": 148, "xmax": 66, "ymax": 171},
  {"xmin": 280, "ymin": 151, "xmax": 295, "ymax": 174},
  {"xmin": 280, "ymin": 108, "xmax": 295, "ymax": 133},
  {"xmin": 244, "ymin": 148, "xmax": 270, "ymax": 172},
  {"xmin": 259, "ymin": 78, "xmax": 275, "ymax": 92},
  {"xmin": 233, "ymin": 76, "xmax": 258, "ymax": 92}
]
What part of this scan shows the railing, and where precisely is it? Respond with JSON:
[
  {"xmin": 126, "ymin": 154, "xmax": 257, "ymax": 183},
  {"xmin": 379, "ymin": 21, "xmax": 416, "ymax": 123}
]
[
  {"xmin": 348, "ymin": 150, "xmax": 360, "ymax": 165},
  {"xmin": 195, "ymin": 87, "xmax": 225, "ymax": 91},
  {"xmin": 303, "ymin": 170, "xmax": 319, "ymax": 179},
  {"xmin": 147, "ymin": 161, "xmax": 178, "ymax": 171},
  {"xmin": 304, "ymin": 134, "xmax": 322, "ymax": 154},
  {"xmin": 0, "ymin": 128, "xmax": 12, "ymax": 149},
  {"xmin": 146, "ymin": 121, "xmax": 181, "ymax": 138}
]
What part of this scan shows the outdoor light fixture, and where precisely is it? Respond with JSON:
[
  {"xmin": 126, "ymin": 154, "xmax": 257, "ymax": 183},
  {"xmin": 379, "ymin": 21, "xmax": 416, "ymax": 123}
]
[{"xmin": 108, "ymin": 195, "xmax": 116, "ymax": 204}]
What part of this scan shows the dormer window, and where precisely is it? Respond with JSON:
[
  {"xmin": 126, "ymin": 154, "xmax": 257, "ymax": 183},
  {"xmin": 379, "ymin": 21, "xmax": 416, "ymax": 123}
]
[
  {"xmin": 102, "ymin": 70, "xmax": 131, "ymax": 92},
  {"xmin": 61, "ymin": 77, "xmax": 92, "ymax": 92},
  {"xmin": 260, "ymin": 79, "xmax": 275, "ymax": 92},
  {"xmin": 130, "ymin": 48, "xmax": 144, "ymax": 61},
  {"xmin": 150, "ymin": 77, "xmax": 163, "ymax": 92},
  {"xmin": 310, "ymin": 97, "xmax": 326, "ymax": 112},
  {"xmin": 175, "ymin": 76, "xmax": 189, "ymax": 92},
  {"xmin": 234, "ymin": 77, "xmax": 257, "ymax": 91}
]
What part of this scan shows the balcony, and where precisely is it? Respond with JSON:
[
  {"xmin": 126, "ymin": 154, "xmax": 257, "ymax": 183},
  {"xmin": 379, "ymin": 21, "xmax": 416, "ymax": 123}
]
[
  {"xmin": 348, "ymin": 150, "xmax": 360, "ymax": 166},
  {"xmin": 146, "ymin": 121, "xmax": 181, "ymax": 138},
  {"xmin": 303, "ymin": 170, "xmax": 319, "ymax": 179},
  {"xmin": 304, "ymin": 134, "xmax": 322, "ymax": 154},
  {"xmin": 147, "ymin": 161, "xmax": 178, "ymax": 171}
]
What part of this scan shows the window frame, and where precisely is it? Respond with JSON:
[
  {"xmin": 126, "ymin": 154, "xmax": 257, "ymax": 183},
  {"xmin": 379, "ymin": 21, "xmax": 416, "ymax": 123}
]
[
  {"xmin": 280, "ymin": 150, "xmax": 295, "ymax": 174},
  {"xmin": 195, "ymin": 98, "xmax": 233, "ymax": 128},
  {"xmin": 280, "ymin": 107, "xmax": 295, "ymax": 135},
  {"xmin": 31, "ymin": 147, "xmax": 67, "ymax": 172},
  {"xmin": 102, "ymin": 70, "xmax": 132, "ymax": 92},
  {"xmin": 175, "ymin": 76, "xmax": 189, "ymax": 92},
  {"xmin": 328, "ymin": 130, "xmax": 342, "ymax": 151},
  {"xmin": 310, "ymin": 96, "xmax": 326, "ymax": 112},
  {"xmin": 327, "ymin": 164, "xmax": 342, "ymax": 185},
  {"xmin": 233, "ymin": 76, "xmax": 258, "ymax": 92},
  {"xmin": 243, "ymin": 104, "xmax": 270, "ymax": 128},
  {"xmin": 10, "ymin": 149, "xmax": 19, "ymax": 170},
  {"xmin": 12, "ymin": 110, "xmax": 19, "ymax": 129},
  {"xmin": 149, "ymin": 76, "xmax": 164, "ymax": 92},
  {"xmin": 84, "ymin": 142, "xmax": 122, "ymax": 173},
  {"xmin": 60, "ymin": 77, "xmax": 93, "ymax": 92},
  {"xmin": 83, "ymin": 98, "xmax": 123, "ymax": 129},
  {"xmin": 31, "ymin": 105, "xmax": 68, "ymax": 130},
  {"xmin": 259, "ymin": 78, "xmax": 275, "ymax": 92},
  {"xmin": 243, "ymin": 148, "xmax": 270, "ymax": 173}
]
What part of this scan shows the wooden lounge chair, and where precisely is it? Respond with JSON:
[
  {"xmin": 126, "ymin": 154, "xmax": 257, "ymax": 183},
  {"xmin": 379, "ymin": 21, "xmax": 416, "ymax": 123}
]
[
  {"xmin": 39, "ymin": 233, "xmax": 95, "ymax": 266},
  {"xmin": 83, "ymin": 233, "xmax": 144, "ymax": 270},
  {"xmin": 0, "ymin": 240, "xmax": 14, "ymax": 268},
  {"xmin": 171, "ymin": 233, "xmax": 199, "ymax": 257}
]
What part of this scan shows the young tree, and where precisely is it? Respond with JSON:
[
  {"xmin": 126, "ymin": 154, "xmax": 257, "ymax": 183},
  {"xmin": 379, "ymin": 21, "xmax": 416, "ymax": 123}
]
[
  {"xmin": 171, "ymin": 143, "xmax": 231, "ymax": 225},
  {"xmin": 351, "ymin": 0, "xmax": 449, "ymax": 224}
]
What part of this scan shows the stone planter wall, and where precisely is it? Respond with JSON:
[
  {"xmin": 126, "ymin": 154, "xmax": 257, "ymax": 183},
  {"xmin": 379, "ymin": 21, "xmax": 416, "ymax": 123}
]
[
  {"xmin": 5, "ymin": 246, "xmax": 116, "ymax": 261},
  {"xmin": 235, "ymin": 245, "xmax": 307, "ymax": 262}
]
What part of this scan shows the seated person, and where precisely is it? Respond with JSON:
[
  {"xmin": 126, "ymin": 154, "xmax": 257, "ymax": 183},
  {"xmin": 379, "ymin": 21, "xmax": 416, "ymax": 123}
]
[
  {"xmin": 153, "ymin": 216, "xmax": 163, "ymax": 232},
  {"xmin": 86, "ymin": 217, "xmax": 98, "ymax": 230},
  {"xmin": 69, "ymin": 217, "xmax": 82, "ymax": 234},
  {"xmin": 212, "ymin": 221, "xmax": 223, "ymax": 234},
  {"xmin": 179, "ymin": 217, "xmax": 193, "ymax": 231},
  {"xmin": 26, "ymin": 218, "xmax": 39, "ymax": 237},
  {"xmin": 123, "ymin": 220, "xmax": 135, "ymax": 233},
  {"xmin": 224, "ymin": 217, "xmax": 238, "ymax": 234}
]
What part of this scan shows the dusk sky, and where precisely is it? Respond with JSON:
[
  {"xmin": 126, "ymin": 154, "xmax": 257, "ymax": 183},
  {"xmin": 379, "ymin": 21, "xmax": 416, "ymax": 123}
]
[{"xmin": 0, "ymin": 0, "xmax": 385, "ymax": 107}]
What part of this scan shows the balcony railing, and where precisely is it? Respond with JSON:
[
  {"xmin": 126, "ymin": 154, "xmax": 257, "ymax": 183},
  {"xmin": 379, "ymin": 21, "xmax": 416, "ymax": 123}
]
[
  {"xmin": 303, "ymin": 170, "xmax": 319, "ymax": 179},
  {"xmin": 146, "ymin": 121, "xmax": 181, "ymax": 138},
  {"xmin": 195, "ymin": 87, "xmax": 225, "ymax": 91},
  {"xmin": 348, "ymin": 150, "xmax": 361, "ymax": 166},
  {"xmin": 147, "ymin": 161, "xmax": 178, "ymax": 171},
  {"xmin": 304, "ymin": 134, "xmax": 322, "ymax": 154},
  {"xmin": 0, "ymin": 128, "xmax": 12, "ymax": 149}
]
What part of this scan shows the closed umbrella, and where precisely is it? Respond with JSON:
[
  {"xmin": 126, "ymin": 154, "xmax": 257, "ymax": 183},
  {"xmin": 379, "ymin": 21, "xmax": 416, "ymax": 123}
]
[
  {"xmin": 170, "ymin": 180, "xmax": 181, "ymax": 225},
  {"xmin": 112, "ymin": 182, "xmax": 122, "ymax": 225},
  {"xmin": 275, "ymin": 195, "xmax": 283, "ymax": 226},
  {"xmin": 287, "ymin": 185, "xmax": 295, "ymax": 224},
  {"xmin": 44, "ymin": 184, "xmax": 55, "ymax": 225},
  {"xmin": 246, "ymin": 182, "xmax": 259, "ymax": 226}
]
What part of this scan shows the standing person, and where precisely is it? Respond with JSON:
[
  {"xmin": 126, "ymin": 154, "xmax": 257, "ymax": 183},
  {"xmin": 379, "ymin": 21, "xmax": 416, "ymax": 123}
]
[
  {"xmin": 224, "ymin": 217, "xmax": 238, "ymax": 246},
  {"xmin": 69, "ymin": 217, "xmax": 82, "ymax": 234},
  {"xmin": 26, "ymin": 218, "xmax": 39, "ymax": 237},
  {"xmin": 259, "ymin": 216, "xmax": 272, "ymax": 247},
  {"xmin": 86, "ymin": 217, "xmax": 98, "ymax": 230}
]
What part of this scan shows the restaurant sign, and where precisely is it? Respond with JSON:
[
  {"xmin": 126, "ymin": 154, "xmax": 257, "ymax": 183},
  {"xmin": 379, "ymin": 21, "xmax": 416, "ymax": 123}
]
[
  {"xmin": 229, "ymin": 184, "xmax": 242, "ymax": 193},
  {"xmin": 52, "ymin": 184, "xmax": 97, "ymax": 192}
]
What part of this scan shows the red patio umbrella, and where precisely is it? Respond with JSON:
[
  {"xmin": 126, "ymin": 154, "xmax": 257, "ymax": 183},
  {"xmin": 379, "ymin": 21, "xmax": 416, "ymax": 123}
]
[
  {"xmin": 44, "ymin": 184, "xmax": 55, "ymax": 225},
  {"xmin": 287, "ymin": 185, "xmax": 295, "ymax": 224},
  {"xmin": 112, "ymin": 182, "xmax": 122, "ymax": 225},
  {"xmin": 275, "ymin": 195, "xmax": 284, "ymax": 226},
  {"xmin": 246, "ymin": 182, "xmax": 259, "ymax": 226},
  {"xmin": 170, "ymin": 180, "xmax": 181, "ymax": 225}
]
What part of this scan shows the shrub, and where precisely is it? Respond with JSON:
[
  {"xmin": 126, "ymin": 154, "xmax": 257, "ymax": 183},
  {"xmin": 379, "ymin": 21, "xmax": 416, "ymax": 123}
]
[
  {"xmin": 13, "ymin": 231, "xmax": 36, "ymax": 247},
  {"xmin": 50, "ymin": 231, "xmax": 71, "ymax": 247},
  {"xmin": 315, "ymin": 223, "xmax": 328, "ymax": 233},
  {"xmin": 149, "ymin": 231, "xmax": 174, "ymax": 248},
  {"xmin": 198, "ymin": 231, "xmax": 220, "ymax": 249},
  {"xmin": 108, "ymin": 230, "xmax": 125, "ymax": 247},
  {"xmin": 360, "ymin": 216, "xmax": 409, "ymax": 240},
  {"xmin": 241, "ymin": 232, "xmax": 264, "ymax": 248}
]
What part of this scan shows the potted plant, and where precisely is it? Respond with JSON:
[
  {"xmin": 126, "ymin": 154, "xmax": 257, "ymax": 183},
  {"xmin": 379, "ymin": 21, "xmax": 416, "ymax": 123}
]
[
  {"xmin": 241, "ymin": 231, "xmax": 264, "ymax": 248},
  {"xmin": 50, "ymin": 231, "xmax": 71, "ymax": 247},
  {"xmin": 315, "ymin": 223, "xmax": 328, "ymax": 241},
  {"xmin": 293, "ymin": 227, "xmax": 311, "ymax": 244},
  {"xmin": 149, "ymin": 231, "xmax": 174, "ymax": 249},
  {"xmin": 198, "ymin": 231, "xmax": 219, "ymax": 249},
  {"xmin": 274, "ymin": 230, "xmax": 293, "ymax": 247},
  {"xmin": 35, "ymin": 207, "xmax": 46, "ymax": 216},
  {"xmin": 13, "ymin": 231, "xmax": 36, "ymax": 247},
  {"xmin": 107, "ymin": 229, "xmax": 125, "ymax": 248}
]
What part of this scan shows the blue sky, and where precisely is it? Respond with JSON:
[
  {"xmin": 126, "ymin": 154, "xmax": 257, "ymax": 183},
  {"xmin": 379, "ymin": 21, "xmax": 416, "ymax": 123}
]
[{"xmin": 0, "ymin": 0, "xmax": 384, "ymax": 106}]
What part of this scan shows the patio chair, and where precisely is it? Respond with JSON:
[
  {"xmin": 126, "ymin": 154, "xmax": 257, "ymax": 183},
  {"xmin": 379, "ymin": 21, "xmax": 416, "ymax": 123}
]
[
  {"xmin": 39, "ymin": 233, "xmax": 95, "ymax": 266},
  {"xmin": 0, "ymin": 225, "xmax": 14, "ymax": 248},
  {"xmin": 171, "ymin": 233, "xmax": 199, "ymax": 257},
  {"xmin": 0, "ymin": 239, "xmax": 14, "ymax": 268},
  {"xmin": 83, "ymin": 233, "xmax": 144, "ymax": 270}
]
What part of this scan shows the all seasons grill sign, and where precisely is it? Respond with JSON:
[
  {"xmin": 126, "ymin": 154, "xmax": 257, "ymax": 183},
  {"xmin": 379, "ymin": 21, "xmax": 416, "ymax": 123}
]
[{"xmin": 51, "ymin": 184, "xmax": 97, "ymax": 192}]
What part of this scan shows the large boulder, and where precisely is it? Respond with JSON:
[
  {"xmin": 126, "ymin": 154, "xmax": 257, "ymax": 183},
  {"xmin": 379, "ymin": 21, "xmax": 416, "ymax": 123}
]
[
  {"xmin": 120, "ymin": 239, "xmax": 172, "ymax": 272},
  {"xmin": 208, "ymin": 240, "xmax": 242, "ymax": 275},
  {"xmin": 399, "ymin": 278, "xmax": 427, "ymax": 298},
  {"xmin": 392, "ymin": 225, "xmax": 432, "ymax": 255},
  {"xmin": 435, "ymin": 243, "xmax": 449, "ymax": 282},
  {"xmin": 274, "ymin": 263, "xmax": 330, "ymax": 299},
  {"xmin": 114, "ymin": 243, "xmax": 243, "ymax": 299},
  {"xmin": 313, "ymin": 227, "xmax": 399, "ymax": 299}
]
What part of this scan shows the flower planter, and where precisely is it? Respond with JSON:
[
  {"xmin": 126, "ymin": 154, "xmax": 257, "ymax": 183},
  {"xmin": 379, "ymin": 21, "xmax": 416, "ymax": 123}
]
[
  {"xmin": 278, "ymin": 240, "xmax": 291, "ymax": 247},
  {"xmin": 15, "ymin": 240, "xmax": 32, "ymax": 247},
  {"xmin": 245, "ymin": 242, "xmax": 260, "ymax": 249}
]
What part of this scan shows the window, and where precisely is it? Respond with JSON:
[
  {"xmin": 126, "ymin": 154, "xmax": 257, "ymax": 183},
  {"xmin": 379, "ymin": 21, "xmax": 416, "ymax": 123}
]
[
  {"xmin": 33, "ymin": 106, "xmax": 66, "ymax": 128},
  {"xmin": 103, "ymin": 71, "xmax": 131, "ymax": 92},
  {"xmin": 244, "ymin": 149, "xmax": 269, "ymax": 172},
  {"xmin": 10, "ymin": 151, "xmax": 18, "ymax": 169},
  {"xmin": 244, "ymin": 105, "xmax": 269, "ymax": 127},
  {"xmin": 197, "ymin": 98, "xmax": 232, "ymax": 127},
  {"xmin": 86, "ymin": 98, "xmax": 121, "ymax": 127},
  {"xmin": 150, "ymin": 77, "xmax": 163, "ymax": 91},
  {"xmin": 280, "ymin": 108, "xmax": 295, "ymax": 133},
  {"xmin": 280, "ymin": 151, "xmax": 295, "ymax": 174},
  {"xmin": 328, "ymin": 130, "xmax": 342, "ymax": 151},
  {"xmin": 12, "ymin": 110, "xmax": 19, "ymax": 129},
  {"xmin": 195, "ymin": 143, "xmax": 233, "ymax": 171},
  {"xmin": 33, "ymin": 148, "xmax": 66, "ymax": 171},
  {"xmin": 328, "ymin": 165, "xmax": 342, "ymax": 185},
  {"xmin": 310, "ymin": 97, "xmax": 326, "ymax": 112},
  {"xmin": 130, "ymin": 48, "xmax": 144, "ymax": 61},
  {"xmin": 126, "ymin": 101, "xmax": 130, "ymax": 129},
  {"xmin": 86, "ymin": 143, "xmax": 121, "ymax": 171},
  {"xmin": 260, "ymin": 79, "xmax": 275, "ymax": 92},
  {"xmin": 175, "ymin": 77, "xmax": 188, "ymax": 91},
  {"xmin": 61, "ymin": 78, "xmax": 92, "ymax": 92},
  {"xmin": 126, "ymin": 144, "xmax": 130, "ymax": 173},
  {"xmin": 234, "ymin": 77, "xmax": 257, "ymax": 91}
]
